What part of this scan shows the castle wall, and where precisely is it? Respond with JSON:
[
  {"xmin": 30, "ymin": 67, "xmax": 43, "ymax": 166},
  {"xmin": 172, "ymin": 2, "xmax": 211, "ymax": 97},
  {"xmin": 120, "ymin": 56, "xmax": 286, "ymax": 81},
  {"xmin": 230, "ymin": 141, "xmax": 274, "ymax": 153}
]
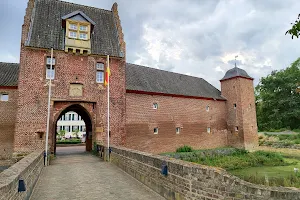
[
  {"xmin": 125, "ymin": 93, "xmax": 228, "ymax": 154},
  {"xmin": 0, "ymin": 88, "xmax": 18, "ymax": 159}
]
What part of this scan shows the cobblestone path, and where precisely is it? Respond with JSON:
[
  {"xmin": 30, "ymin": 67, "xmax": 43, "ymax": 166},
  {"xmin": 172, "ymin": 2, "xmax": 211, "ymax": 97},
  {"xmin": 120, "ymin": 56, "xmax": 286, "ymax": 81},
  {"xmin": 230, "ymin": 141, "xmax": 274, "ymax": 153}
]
[{"xmin": 30, "ymin": 146, "xmax": 164, "ymax": 200}]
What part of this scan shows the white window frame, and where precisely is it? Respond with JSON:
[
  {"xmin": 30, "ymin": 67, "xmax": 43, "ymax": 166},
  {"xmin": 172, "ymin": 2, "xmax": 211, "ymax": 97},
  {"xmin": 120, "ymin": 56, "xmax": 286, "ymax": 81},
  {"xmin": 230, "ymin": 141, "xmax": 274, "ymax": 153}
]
[
  {"xmin": 154, "ymin": 127, "xmax": 158, "ymax": 134},
  {"xmin": 79, "ymin": 33, "xmax": 87, "ymax": 40},
  {"xmin": 69, "ymin": 24, "xmax": 77, "ymax": 30},
  {"xmin": 69, "ymin": 31, "xmax": 77, "ymax": 39},
  {"xmin": 96, "ymin": 63, "xmax": 105, "ymax": 83},
  {"xmin": 176, "ymin": 127, "xmax": 180, "ymax": 134},
  {"xmin": 80, "ymin": 25, "xmax": 88, "ymax": 31},
  {"xmin": 0, "ymin": 94, "xmax": 9, "ymax": 102},
  {"xmin": 46, "ymin": 66, "xmax": 55, "ymax": 80},
  {"xmin": 207, "ymin": 127, "xmax": 211, "ymax": 133},
  {"xmin": 206, "ymin": 105, "xmax": 210, "ymax": 112},
  {"xmin": 153, "ymin": 103, "xmax": 158, "ymax": 109}
]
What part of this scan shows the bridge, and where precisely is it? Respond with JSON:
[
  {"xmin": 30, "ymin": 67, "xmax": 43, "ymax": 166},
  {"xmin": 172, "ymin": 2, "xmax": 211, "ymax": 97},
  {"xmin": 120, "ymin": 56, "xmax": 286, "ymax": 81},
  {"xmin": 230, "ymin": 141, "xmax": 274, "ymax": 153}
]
[
  {"xmin": 29, "ymin": 146, "xmax": 162, "ymax": 200},
  {"xmin": 1, "ymin": 145, "xmax": 300, "ymax": 200}
]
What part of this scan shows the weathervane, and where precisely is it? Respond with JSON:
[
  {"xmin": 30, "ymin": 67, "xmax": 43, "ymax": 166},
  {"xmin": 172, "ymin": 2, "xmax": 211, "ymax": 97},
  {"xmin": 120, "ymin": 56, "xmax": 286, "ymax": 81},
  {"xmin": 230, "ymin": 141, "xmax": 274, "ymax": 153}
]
[{"xmin": 235, "ymin": 55, "xmax": 238, "ymax": 68}]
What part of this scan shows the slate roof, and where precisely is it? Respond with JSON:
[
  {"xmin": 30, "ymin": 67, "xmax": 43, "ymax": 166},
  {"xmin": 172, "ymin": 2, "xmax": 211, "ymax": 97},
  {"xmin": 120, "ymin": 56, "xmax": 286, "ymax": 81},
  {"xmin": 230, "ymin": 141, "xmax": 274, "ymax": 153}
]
[
  {"xmin": 0, "ymin": 62, "xmax": 19, "ymax": 87},
  {"xmin": 220, "ymin": 66, "xmax": 253, "ymax": 81},
  {"xmin": 25, "ymin": 0, "xmax": 121, "ymax": 57},
  {"xmin": 126, "ymin": 63, "xmax": 225, "ymax": 100}
]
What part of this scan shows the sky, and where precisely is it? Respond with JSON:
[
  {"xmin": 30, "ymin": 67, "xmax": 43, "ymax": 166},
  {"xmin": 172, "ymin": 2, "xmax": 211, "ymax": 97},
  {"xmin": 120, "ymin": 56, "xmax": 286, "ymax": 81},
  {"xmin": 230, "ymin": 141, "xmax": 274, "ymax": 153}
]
[{"xmin": 1, "ymin": 0, "xmax": 300, "ymax": 88}]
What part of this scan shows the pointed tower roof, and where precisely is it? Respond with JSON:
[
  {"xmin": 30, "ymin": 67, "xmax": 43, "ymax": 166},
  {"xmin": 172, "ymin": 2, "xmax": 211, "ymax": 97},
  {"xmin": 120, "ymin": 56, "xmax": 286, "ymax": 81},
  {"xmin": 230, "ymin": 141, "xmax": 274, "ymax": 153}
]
[{"xmin": 220, "ymin": 66, "xmax": 253, "ymax": 81}]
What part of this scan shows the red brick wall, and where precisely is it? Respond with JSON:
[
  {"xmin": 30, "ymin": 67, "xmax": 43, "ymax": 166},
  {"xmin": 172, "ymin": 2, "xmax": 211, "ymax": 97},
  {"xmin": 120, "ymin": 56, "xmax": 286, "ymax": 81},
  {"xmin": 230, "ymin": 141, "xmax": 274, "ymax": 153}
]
[
  {"xmin": 125, "ymin": 93, "xmax": 228, "ymax": 154},
  {"xmin": 221, "ymin": 78, "xmax": 258, "ymax": 149},
  {"xmin": 14, "ymin": 48, "xmax": 126, "ymax": 154},
  {"xmin": 0, "ymin": 89, "xmax": 18, "ymax": 159}
]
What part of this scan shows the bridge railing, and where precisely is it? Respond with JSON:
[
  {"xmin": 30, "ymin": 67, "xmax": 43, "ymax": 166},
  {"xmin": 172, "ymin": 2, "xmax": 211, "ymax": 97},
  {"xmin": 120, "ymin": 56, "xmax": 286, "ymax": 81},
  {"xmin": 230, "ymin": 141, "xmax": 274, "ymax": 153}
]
[{"xmin": 0, "ymin": 150, "xmax": 44, "ymax": 200}]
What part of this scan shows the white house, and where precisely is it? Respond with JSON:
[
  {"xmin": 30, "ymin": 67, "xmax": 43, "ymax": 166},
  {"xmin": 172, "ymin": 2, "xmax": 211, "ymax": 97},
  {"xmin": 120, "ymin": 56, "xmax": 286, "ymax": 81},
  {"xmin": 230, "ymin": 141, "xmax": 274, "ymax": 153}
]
[{"xmin": 57, "ymin": 111, "xmax": 86, "ymax": 139}]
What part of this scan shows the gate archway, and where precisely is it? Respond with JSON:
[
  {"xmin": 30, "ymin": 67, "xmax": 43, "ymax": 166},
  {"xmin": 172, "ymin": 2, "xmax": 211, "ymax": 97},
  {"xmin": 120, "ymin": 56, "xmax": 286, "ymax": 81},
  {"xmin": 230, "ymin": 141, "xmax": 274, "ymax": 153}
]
[{"xmin": 52, "ymin": 103, "xmax": 94, "ymax": 155}]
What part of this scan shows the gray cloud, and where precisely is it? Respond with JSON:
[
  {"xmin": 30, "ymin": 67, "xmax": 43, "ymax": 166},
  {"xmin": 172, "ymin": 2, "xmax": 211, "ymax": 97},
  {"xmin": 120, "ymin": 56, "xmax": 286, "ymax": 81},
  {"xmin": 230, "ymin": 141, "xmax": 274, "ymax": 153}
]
[{"xmin": 1, "ymin": 0, "xmax": 300, "ymax": 89}]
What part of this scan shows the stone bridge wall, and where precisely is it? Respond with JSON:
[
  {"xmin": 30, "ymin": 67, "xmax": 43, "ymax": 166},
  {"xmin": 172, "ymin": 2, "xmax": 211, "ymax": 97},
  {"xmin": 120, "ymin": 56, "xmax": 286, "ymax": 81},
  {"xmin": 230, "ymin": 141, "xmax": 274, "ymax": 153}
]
[
  {"xmin": 102, "ymin": 145, "xmax": 300, "ymax": 200},
  {"xmin": 0, "ymin": 150, "xmax": 44, "ymax": 200}
]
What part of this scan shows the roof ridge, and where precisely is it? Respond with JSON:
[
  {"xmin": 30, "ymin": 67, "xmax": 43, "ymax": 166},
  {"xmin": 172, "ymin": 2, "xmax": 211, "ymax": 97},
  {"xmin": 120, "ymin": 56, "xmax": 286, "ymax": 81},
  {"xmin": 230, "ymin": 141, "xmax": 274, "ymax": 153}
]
[
  {"xmin": 0, "ymin": 62, "xmax": 19, "ymax": 65},
  {"xmin": 56, "ymin": 0, "xmax": 112, "ymax": 13},
  {"xmin": 127, "ymin": 63, "xmax": 205, "ymax": 81}
]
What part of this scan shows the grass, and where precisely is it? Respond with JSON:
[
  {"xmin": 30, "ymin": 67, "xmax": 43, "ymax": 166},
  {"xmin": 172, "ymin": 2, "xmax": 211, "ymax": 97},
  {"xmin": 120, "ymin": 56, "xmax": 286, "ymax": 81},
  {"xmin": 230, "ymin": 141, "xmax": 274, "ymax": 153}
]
[{"xmin": 167, "ymin": 146, "xmax": 300, "ymax": 187}]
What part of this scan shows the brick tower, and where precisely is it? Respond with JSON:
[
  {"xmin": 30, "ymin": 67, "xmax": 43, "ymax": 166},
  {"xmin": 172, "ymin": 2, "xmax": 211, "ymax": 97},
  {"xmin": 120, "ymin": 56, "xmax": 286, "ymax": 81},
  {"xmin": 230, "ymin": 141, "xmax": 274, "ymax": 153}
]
[{"xmin": 220, "ymin": 65, "xmax": 258, "ymax": 150}]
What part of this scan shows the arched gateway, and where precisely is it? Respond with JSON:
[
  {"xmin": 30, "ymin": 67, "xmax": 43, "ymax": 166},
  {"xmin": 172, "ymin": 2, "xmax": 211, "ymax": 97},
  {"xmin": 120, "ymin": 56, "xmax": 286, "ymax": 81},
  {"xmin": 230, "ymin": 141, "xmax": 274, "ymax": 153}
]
[{"xmin": 52, "ymin": 103, "xmax": 94, "ymax": 154}]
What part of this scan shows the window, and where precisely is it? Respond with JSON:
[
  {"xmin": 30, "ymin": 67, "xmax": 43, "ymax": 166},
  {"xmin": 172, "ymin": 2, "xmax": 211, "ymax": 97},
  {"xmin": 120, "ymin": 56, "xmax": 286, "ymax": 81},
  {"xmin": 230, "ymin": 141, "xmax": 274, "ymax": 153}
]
[
  {"xmin": 65, "ymin": 126, "xmax": 70, "ymax": 132},
  {"xmin": 235, "ymin": 126, "xmax": 239, "ymax": 131},
  {"xmin": 69, "ymin": 24, "xmax": 77, "ymax": 30},
  {"xmin": 69, "ymin": 114, "xmax": 72, "ymax": 121},
  {"xmin": 80, "ymin": 25, "xmax": 88, "ymax": 31},
  {"xmin": 206, "ymin": 105, "xmax": 210, "ymax": 112},
  {"xmin": 0, "ymin": 94, "xmax": 9, "ymax": 101},
  {"xmin": 61, "ymin": 126, "xmax": 65, "ymax": 131},
  {"xmin": 69, "ymin": 31, "xmax": 77, "ymax": 38},
  {"xmin": 207, "ymin": 127, "xmax": 211, "ymax": 133},
  {"xmin": 46, "ymin": 57, "xmax": 55, "ymax": 80},
  {"xmin": 72, "ymin": 114, "xmax": 75, "ymax": 121},
  {"xmin": 234, "ymin": 104, "xmax": 237, "ymax": 109},
  {"xmin": 96, "ymin": 63, "xmax": 104, "ymax": 83},
  {"xmin": 79, "ymin": 33, "xmax": 87, "ymax": 40},
  {"xmin": 80, "ymin": 126, "xmax": 83, "ymax": 132},
  {"xmin": 154, "ymin": 128, "xmax": 158, "ymax": 134},
  {"xmin": 82, "ymin": 126, "xmax": 86, "ymax": 132},
  {"xmin": 72, "ymin": 126, "xmax": 78, "ymax": 132},
  {"xmin": 176, "ymin": 127, "xmax": 180, "ymax": 134},
  {"xmin": 153, "ymin": 103, "xmax": 158, "ymax": 109}
]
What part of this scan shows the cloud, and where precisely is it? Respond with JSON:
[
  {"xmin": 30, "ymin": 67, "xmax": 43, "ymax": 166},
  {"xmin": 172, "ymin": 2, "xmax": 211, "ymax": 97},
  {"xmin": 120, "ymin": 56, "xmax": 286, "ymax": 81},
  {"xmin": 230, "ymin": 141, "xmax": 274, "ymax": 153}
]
[{"xmin": 1, "ymin": 0, "xmax": 300, "ymax": 89}]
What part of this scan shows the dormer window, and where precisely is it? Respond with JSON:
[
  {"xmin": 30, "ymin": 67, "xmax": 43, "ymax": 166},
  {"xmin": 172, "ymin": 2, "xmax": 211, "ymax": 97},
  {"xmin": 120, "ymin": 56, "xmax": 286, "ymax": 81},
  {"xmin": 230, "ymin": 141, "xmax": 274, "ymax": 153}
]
[
  {"xmin": 80, "ymin": 33, "xmax": 88, "ymax": 40},
  {"xmin": 69, "ymin": 31, "xmax": 77, "ymax": 39},
  {"xmin": 80, "ymin": 25, "xmax": 88, "ymax": 31},
  {"xmin": 69, "ymin": 24, "xmax": 77, "ymax": 30}
]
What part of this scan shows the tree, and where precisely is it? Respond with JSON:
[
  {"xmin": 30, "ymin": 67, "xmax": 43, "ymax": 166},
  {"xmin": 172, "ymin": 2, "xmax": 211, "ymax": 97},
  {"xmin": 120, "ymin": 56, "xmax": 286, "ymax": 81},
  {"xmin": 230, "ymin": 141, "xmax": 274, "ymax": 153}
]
[
  {"xmin": 286, "ymin": 14, "xmax": 300, "ymax": 39},
  {"xmin": 57, "ymin": 130, "xmax": 66, "ymax": 140},
  {"xmin": 255, "ymin": 58, "xmax": 300, "ymax": 130}
]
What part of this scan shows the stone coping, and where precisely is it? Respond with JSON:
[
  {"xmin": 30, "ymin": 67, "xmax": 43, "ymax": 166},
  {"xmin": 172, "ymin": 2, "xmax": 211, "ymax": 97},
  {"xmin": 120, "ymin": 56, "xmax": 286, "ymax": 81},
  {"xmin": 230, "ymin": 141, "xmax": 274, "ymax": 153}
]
[
  {"xmin": 0, "ymin": 150, "xmax": 43, "ymax": 190},
  {"xmin": 109, "ymin": 145, "xmax": 300, "ymax": 193}
]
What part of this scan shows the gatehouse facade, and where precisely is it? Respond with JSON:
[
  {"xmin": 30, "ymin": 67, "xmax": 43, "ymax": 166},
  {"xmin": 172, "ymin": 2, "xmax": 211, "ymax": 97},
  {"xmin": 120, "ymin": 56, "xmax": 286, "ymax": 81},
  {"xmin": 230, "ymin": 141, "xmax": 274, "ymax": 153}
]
[{"xmin": 0, "ymin": 0, "xmax": 258, "ymax": 159}]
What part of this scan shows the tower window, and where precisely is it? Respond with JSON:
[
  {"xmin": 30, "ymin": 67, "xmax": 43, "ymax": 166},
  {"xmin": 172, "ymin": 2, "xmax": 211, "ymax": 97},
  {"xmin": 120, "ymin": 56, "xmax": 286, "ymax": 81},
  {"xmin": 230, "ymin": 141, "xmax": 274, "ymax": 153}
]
[
  {"xmin": 176, "ymin": 127, "xmax": 180, "ymax": 134},
  {"xmin": 46, "ymin": 57, "xmax": 55, "ymax": 80},
  {"xmin": 206, "ymin": 105, "xmax": 210, "ymax": 112},
  {"xmin": 233, "ymin": 104, "xmax": 237, "ymax": 109},
  {"xmin": 0, "ymin": 94, "xmax": 9, "ymax": 101},
  {"xmin": 207, "ymin": 127, "xmax": 211, "ymax": 133},
  {"xmin": 235, "ymin": 126, "xmax": 239, "ymax": 131},
  {"xmin": 96, "ymin": 63, "xmax": 104, "ymax": 83},
  {"xmin": 153, "ymin": 103, "xmax": 158, "ymax": 109},
  {"xmin": 154, "ymin": 128, "xmax": 158, "ymax": 134}
]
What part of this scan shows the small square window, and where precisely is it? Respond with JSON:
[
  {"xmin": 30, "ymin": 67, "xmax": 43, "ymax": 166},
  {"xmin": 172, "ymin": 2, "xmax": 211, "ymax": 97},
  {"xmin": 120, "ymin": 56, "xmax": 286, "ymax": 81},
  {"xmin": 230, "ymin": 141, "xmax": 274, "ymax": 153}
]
[
  {"xmin": 153, "ymin": 103, "xmax": 158, "ymax": 109},
  {"xmin": 154, "ymin": 128, "xmax": 158, "ymax": 134},
  {"xmin": 234, "ymin": 104, "xmax": 237, "ymax": 109},
  {"xmin": 79, "ymin": 33, "xmax": 87, "ymax": 40},
  {"xmin": 0, "ymin": 94, "xmax": 9, "ymax": 101},
  {"xmin": 96, "ymin": 63, "xmax": 104, "ymax": 70},
  {"xmin": 69, "ymin": 31, "xmax": 77, "ymax": 38},
  {"xmin": 235, "ymin": 126, "xmax": 238, "ymax": 131},
  {"xmin": 206, "ymin": 105, "xmax": 210, "ymax": 112},
  {"xmin": 80, "ymin": 25, "xmax": 88, "ymax": 31},
  {"xmin": 176, "ymin": 127, "xmax": 180, "ymax": 134},
  {"xmin": 207, "ymin": 127, "xmax": 211, "ymax": 133},
  {"xmin": 46, "ymin": 57, "xmax": 55, "ymax": 65},
  {"xmin": 69, "ymin": 24, "xmax": 77, "ymax": 30}
]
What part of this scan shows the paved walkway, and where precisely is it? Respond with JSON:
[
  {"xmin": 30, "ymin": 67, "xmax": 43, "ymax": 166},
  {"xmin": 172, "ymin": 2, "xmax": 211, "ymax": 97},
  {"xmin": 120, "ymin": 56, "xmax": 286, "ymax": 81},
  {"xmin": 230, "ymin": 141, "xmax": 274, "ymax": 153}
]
[{"xmin": 30, "ymin": 146, "xmax": 164, "ymax": 200}]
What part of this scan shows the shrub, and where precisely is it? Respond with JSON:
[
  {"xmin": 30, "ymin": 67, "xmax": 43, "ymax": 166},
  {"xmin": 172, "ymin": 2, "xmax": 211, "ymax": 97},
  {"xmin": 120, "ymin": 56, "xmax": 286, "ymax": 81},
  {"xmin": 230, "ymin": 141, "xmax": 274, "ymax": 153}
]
[{"xmin": 176, "ymin": 145, "xmax": 193, "ymax": 153}]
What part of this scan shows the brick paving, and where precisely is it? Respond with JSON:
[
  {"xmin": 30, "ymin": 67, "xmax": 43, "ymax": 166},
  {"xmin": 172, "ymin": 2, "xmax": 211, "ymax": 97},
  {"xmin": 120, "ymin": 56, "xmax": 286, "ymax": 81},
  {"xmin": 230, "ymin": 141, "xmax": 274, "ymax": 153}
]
[{"xmin": 30, "ymin": 146, "xmax": 164, "ymax": 200}]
